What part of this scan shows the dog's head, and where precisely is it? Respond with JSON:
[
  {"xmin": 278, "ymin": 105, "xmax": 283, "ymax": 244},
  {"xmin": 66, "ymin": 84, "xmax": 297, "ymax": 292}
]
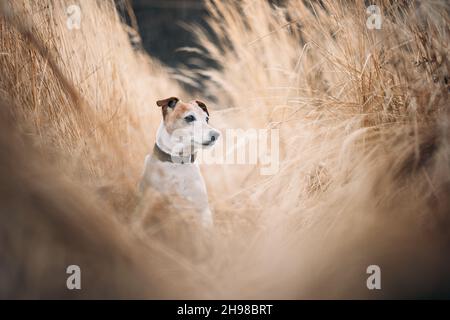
[{"xmin": 156, "ymin": 97, "xmax": 220, "ymax": 151}]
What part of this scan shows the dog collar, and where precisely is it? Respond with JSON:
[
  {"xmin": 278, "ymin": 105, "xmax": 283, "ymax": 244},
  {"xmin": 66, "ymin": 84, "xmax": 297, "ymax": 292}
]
[{"xmin": 153, "ymin": 144, "xmax": 196, "ymax": 164}]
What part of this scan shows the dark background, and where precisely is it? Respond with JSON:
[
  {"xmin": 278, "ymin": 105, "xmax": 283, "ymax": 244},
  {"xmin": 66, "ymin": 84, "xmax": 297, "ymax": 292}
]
[{"xmin": 131, "ymin": 0, "xmax": 208, "ymax": 68}]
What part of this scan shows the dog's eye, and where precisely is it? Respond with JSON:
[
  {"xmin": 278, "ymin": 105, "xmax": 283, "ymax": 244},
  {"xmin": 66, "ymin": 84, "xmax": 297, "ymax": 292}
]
[
  {"xmin": 184, "ymin": 115, "xmax": 196, "ymax": 123},
  {"xmin": 205, "ymin": 116, "xmax": 209, "ymax": 123}
]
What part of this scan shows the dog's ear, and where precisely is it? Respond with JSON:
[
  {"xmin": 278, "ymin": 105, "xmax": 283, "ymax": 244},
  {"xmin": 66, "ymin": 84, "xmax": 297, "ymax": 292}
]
[
  {"xmin": 156, "ymin": 97, "xmax": 179, "ymax": 109},
  {"xmin": 157, "ymin": 97, "xmax": 179, "ymax": 118},
  {"xmin": 196, "ymin": 100, "xmax": 209, "ymax": 116}
]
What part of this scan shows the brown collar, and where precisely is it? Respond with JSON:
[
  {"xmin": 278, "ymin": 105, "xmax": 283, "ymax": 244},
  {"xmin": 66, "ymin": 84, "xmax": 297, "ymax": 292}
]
[{"xmin": 153, "ymin": 144, "xmax": 196, "ymax": 164}]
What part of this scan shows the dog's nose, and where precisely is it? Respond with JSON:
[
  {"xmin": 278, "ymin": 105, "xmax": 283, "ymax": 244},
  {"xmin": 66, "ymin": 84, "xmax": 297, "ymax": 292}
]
[{"xmin": 209, "ymin": 131, "xmax": 220, "ymax": 142}]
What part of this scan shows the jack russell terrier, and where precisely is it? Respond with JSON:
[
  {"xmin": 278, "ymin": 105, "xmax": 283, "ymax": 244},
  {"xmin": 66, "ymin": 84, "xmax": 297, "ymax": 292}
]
[{"xmin": 139, "ymin": 97, "xmax": 220, "ymax": 226}]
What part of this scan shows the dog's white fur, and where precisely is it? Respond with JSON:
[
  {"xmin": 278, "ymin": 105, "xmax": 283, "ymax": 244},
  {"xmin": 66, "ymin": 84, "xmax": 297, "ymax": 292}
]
[{"xmin": 139, "ymin": 98, "xmax": 220, "ymax": 226}]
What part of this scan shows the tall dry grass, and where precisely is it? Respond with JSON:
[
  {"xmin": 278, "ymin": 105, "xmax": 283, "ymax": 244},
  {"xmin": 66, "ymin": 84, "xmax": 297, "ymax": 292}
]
[{"xmin": 0, "ymin": 0, "xmax": 449, "ymax": 298}]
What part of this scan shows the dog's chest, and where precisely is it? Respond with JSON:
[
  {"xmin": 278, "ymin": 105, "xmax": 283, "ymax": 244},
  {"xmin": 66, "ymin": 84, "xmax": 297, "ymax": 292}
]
[{"xmin": 143, "ymin": 157, "xmax": 209, "ymax": 208}]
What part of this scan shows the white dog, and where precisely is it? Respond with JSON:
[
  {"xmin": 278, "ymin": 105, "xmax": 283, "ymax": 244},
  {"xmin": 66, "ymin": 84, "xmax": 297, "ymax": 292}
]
[{"xmin": 139, "ymin": 97, "xmax": 220, "ymax": 226}]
